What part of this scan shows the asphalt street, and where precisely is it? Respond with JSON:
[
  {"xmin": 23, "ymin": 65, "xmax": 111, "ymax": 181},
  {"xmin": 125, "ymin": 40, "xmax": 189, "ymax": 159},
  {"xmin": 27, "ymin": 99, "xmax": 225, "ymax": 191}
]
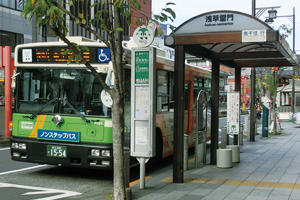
[
  {"xmin": 0, "ymin": 111, "xmax": 249, "ymax": 199},
  {"xmin": 0, "ymin": 146, "xmax": 115, "ymax": 199},
  {"xmin": 0, "ymin": 106, "xmax": 4, "ymax": 136}
]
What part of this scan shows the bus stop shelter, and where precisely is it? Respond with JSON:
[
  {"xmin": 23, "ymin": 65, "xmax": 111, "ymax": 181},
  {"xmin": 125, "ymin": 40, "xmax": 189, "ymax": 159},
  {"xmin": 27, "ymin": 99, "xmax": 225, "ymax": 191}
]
[{"xmin": 164, "ymin": 10, "xmax": 298, "ymax": 183}]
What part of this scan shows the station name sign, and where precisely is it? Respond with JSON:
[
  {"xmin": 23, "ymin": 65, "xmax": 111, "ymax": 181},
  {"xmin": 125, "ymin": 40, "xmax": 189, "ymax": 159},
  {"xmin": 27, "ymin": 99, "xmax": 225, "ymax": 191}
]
[
  {"xmin": 205, "ymin": 13, "xmax": 234, "ymax": 27},
  {"xmin": 173, "ymin": 11, "xmax": 270, "ymax": 36},
  {"xmin": 18, "ymin": 46, "xmax": 111, "ymax": 64}
]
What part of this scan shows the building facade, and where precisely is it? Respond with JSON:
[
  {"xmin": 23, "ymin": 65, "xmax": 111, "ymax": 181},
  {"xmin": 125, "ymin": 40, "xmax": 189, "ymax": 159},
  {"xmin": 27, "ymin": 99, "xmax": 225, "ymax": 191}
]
[
  {"xmin": 0, "ymin": 1, "xmax": 38, "ymax": 48},
  {"xmin": 0, "ymin": 0, "xmax": 151, "ymax": 99}
]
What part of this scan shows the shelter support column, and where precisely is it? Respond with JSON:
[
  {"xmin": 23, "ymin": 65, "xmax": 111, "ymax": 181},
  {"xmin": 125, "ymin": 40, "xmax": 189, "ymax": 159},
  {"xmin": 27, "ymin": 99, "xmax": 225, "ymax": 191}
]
[
  {"xmin": 211, "ymin": 59, "xmax": 220, "ymax": 165},
  {"xmin": 234, "ymin": 67, "xmax": 241, "ymax": 145},
  {"xmin": 250, "ymin": 68, "xmax": 256, "ymax": 141},
  {"xmin": 173, "ymin": 45, "xmax": 185, "ymax": 183}
]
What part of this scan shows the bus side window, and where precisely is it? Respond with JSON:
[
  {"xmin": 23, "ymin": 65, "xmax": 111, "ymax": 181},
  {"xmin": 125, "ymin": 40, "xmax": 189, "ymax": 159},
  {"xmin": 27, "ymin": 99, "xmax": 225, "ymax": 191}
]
[
  {"xmin": 169, "ymin": 72, "xmax": 174, "ymax": 111},
  {"xmin": 157, "ymin": 70, "xmax": 169, "ymax": 112}
]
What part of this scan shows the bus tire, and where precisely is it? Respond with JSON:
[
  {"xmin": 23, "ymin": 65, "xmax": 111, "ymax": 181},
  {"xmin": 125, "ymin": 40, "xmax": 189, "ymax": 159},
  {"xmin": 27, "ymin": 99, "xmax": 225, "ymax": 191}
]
[
  {"xmin": 154, "ymin": 128, "xmax": 163, "ymax": 163},
  {"xmin": 148, "ymin": 128, "xmax": 162, "ymax": 168}
]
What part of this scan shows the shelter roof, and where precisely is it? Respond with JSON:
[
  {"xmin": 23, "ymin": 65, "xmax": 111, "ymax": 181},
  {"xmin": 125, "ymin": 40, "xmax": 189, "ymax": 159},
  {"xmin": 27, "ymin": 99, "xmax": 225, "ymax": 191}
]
[{"xmin": 165, "ymin": 10, "xmax": 298, "ymax": 68}]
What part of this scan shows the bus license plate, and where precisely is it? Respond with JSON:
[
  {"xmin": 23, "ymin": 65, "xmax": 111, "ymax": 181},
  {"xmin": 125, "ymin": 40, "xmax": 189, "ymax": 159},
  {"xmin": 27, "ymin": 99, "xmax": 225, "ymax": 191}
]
[{"xmin": 47, "ymin": 145, "xmax": 67, "ymax": 158}]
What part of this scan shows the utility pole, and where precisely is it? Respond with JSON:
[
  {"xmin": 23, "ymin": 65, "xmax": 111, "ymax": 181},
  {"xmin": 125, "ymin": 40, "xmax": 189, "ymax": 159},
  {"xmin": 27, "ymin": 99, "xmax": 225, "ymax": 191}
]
[
  {"xmin": 265, "ymin": 7, "xmax": 296, "ymax": 113},
  {"xmin": 292, "ymin": 7, "xmax": 296, "ymax": 113},
  {"xmin": 250, "ymin": 0, "xmax": 256, "ymax": 142}
]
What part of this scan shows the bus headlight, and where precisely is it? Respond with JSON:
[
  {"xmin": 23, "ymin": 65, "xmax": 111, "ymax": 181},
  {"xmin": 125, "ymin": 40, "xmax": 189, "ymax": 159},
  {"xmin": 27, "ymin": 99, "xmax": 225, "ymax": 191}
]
[
  {"xmin": 19, "ymin": 143, "xmax": 27, "ymax": 150},
  {"xmin": 101, "ymin": 150, "xmax": 111, "ymax": 157},
  {"xmin": 11, "ymin": 142, "xmax": 27, "ymax": 150},
  {"xmin": 91, "ymin": 149, "xmax": 100, "ymax": 157},
  {"xmin": 12, "ymin": 142, "xmax": 19, "ymax": 149}
]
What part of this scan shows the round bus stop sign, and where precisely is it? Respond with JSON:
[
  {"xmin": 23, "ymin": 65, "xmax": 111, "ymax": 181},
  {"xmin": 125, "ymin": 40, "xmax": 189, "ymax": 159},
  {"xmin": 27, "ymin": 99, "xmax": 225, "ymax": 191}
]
[{"xmin": 133, "ymin": 24, "xmax": 155, "ymax": 47}]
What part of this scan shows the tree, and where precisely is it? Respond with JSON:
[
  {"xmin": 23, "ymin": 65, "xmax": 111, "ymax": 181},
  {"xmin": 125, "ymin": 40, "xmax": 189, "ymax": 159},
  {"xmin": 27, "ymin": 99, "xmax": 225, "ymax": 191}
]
[
  {"xmin": 255, "ymin": 23, "xmax": 293, "ymax": 135},
  {"xmin": 21, "ymin": 0, "xmax": 175, "ymax": 199},
  {"xmin": 256, "ymin": 68, "xmax": 279, "ymax": 134}
]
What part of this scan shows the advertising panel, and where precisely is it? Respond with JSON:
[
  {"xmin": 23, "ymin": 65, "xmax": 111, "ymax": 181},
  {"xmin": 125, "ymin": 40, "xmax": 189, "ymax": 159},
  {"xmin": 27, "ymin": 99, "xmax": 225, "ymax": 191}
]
[{"xmin": 227, "ymin": 92, "xmax": 240, "ymax": 135}]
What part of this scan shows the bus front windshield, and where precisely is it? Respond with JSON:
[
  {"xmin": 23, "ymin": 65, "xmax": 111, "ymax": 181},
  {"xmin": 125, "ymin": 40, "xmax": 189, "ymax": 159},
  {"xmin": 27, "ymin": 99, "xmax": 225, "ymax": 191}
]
[{"xmin": 15, "ymin": 68, "xmax": 111, "ymax": 117}]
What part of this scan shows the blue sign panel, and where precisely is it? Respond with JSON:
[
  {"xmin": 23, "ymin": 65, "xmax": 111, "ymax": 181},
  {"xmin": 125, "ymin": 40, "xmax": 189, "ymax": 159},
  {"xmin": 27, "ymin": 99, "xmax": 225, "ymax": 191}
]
[
  {"xmin": 37, "ymin": 129, "xmax": 80, "ymax": 142},
  {"xmin": 97, "ymin": 48, "xmax": 111, "ymax": 63}
]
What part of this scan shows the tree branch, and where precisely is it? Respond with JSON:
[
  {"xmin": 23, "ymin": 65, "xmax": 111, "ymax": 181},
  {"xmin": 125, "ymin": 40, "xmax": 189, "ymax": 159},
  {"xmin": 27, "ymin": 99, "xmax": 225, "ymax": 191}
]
[
  {"xmin": 50, "ymin": 25, "xmax": 112, "ymax": 95},
  {"xmin": 53, "ymin": 1, "xmax": 111, "ymax": 48}
]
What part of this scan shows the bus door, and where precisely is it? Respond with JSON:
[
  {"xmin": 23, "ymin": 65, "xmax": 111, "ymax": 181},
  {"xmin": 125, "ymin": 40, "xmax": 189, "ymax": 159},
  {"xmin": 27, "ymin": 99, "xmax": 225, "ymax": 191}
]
[{"xmin": 195, "ymin": 90, "xmax": 207, "ymax": 168}]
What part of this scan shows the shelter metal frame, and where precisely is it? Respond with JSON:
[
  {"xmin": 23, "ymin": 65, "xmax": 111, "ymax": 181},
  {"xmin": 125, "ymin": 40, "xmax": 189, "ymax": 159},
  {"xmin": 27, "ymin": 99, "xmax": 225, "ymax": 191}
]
[{"xmin": 165, "ymin": 10, "xmax": 298, "ymax": 183}]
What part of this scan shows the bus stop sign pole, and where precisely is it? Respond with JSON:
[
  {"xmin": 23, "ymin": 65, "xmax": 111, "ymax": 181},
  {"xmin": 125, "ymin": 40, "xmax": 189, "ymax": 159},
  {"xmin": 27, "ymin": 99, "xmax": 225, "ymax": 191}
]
[{"xmin": 130, "ymin": 47, "xmax": 156, "ymax": 189}]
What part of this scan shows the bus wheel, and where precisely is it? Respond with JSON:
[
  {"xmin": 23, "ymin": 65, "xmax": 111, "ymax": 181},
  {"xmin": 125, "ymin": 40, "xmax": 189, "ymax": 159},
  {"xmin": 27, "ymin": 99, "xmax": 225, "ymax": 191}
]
[
  {"xmin": 154, "ymin": 129, "xmax": 163, "ymax": 164},
  {"xmin": 148, "ymin": 129, "xmax": 162, "ymax": 169}
]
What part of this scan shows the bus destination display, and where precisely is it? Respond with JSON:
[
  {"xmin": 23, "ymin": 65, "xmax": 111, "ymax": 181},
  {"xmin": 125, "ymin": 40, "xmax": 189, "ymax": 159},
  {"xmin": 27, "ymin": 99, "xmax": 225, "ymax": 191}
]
[{"xmin": 18, "ymin": 46, "xmax": 111, "ymax": 64}]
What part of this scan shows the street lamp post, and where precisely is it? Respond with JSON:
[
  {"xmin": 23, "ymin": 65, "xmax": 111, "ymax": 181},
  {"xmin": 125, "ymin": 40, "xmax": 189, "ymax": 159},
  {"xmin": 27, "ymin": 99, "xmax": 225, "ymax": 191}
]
[
  {"xmin": 250, "ymin": 0, "xmax": 256, "ymax": 142},
  {"xmin": 292, "ymin": 7, "xmax": 296, "ymax": 114},
  {"xmin": 265, "ymin": 7, "xmax": 296, "ymax": 113},
  {"xmin": 249, "ymin": 3, "xmax": 283, "ymax": 141}
]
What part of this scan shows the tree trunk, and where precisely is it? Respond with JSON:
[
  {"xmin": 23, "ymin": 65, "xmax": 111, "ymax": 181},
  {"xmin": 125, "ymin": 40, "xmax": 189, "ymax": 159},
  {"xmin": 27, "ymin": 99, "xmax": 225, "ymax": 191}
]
[{"xmin": 112, "ymin": 96, "xmax": 126, "ymax": 200}]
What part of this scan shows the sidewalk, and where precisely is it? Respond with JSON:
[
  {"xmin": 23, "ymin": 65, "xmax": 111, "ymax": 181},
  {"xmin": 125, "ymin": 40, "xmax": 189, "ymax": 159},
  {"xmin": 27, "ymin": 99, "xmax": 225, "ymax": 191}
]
[{"xmin": 131, "ymin": 122, "xmax": 300, "ymax": 200}]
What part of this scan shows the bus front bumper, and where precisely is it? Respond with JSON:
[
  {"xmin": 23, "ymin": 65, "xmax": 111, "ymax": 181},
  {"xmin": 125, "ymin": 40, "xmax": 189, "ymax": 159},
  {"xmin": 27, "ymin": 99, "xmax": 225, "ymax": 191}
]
[{"xmin": 10, "ymin": 137, "xmax": 113, "ymax": 170}]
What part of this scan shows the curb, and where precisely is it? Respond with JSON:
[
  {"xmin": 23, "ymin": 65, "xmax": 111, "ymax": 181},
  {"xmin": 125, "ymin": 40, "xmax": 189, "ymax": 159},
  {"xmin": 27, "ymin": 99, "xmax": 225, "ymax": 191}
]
[{"xmin": 0, "ymin": 136, "xmax": 10, "ymax": 147}]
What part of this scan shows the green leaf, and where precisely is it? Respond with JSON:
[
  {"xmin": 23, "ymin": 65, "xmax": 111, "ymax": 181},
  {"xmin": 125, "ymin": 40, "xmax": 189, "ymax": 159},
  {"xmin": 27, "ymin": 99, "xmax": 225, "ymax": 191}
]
[
  {"xmin": 81, "ymin": 18, "xmax": 86, "ymax": 25},
  {"xmin": 168, "ymin": 16, "xmax": 174, "ymax": 22},
  {"xmin": 113, "ymin": 0, "xmax": 121, "ymax": 7},
  {"xmin": 75, "ymin": 18, "xmax": 80, "ymax": 24},
  {"xmin": 116, "ymin": 27, "xmax": 124, "ymax": 32},
  {"xmin": 81, "ymin": 46, "xmax": 90, "ymax": 52},
  {"xmin": 161, "ymin": 13, "xmax": 168, "ymax": 21},
  {"xmin": 131, "ymin": 0, "xmax": 141, "ymax": 10},
  {"xmin": 79, "ymin": 13, "xmax": 84, "ymax": 19},
  {"xmin": 36, "ymin": 16, "xmax": 43, "ymax": 27},
  {"xmin": 164, "ymin": 7, "xmax": 176, "ymax": 19},
  {"xmin": 68, "ymin": 0, "xmax": 73, "ymax": 6},
  {"xmin": 136, "ymin": 18, "xmax": 141, "ymax": 26},
  {"xmin": 166, "ymin": 2, "xmax": 176, "ymax": 6},
  {"xmin": 169, "ymin": 25, "xmax": 176, "ymax": 31}
]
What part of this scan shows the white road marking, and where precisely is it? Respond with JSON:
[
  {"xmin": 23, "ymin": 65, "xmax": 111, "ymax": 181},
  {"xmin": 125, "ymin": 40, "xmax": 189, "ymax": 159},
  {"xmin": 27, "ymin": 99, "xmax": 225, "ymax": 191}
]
[
  {"xmin": 0, "ymin": 182, "xmax": 81, "ymax": 200},
  {"xmin": 0, "ymin": 147, "xmax": 10, "ymax": 151},
  {"xmin": 0, "ymin": 165, "xmax": 48, "ymax": 176}
]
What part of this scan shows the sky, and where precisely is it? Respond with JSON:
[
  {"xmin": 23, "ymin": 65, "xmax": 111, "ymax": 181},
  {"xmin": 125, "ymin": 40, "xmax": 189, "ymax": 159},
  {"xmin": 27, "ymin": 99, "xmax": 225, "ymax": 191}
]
[{"xmin": 152, "ymin": 0, "xmax": 300, "ymax": 53}]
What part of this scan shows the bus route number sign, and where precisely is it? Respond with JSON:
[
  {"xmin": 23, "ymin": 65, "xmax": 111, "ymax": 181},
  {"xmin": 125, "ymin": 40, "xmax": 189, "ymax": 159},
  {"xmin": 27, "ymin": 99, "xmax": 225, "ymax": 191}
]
[{"xmin": 135, "ymin": 51, "xmax": 149, "ymax": 84}]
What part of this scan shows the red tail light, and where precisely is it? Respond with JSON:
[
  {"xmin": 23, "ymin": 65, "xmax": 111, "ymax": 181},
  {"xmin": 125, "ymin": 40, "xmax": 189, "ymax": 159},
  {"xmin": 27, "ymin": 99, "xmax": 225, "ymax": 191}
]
[{"xmin": 8, "ymin": 121, "xmax": 13, "ymax": 131}]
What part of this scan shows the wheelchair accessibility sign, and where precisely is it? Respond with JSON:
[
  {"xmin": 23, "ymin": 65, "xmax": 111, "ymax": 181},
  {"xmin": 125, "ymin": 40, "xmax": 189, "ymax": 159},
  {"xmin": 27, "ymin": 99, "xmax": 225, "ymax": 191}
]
[{"xmin": 97, "ymin": 48, "xmax": 111, "ymax": 63}]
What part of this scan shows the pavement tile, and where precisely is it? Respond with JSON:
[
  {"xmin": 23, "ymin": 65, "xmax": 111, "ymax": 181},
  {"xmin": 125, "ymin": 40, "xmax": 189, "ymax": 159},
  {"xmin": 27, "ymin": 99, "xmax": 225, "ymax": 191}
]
[
  {"xmin": 200, "ymin": 184, "xmax": 237, "ymax": 200},
  {"xmin": 189, "ymin": 186, "xmax": 214, "ymax": 196},
  {"xmin": 223, "ymin": 186, "xmax": 254, "ymax": 200},
  {"xmin": 289, "ymin": 189, "xmax": 300, "ymax": 200},
  {"xmin": 178, "ymin": 194, "xmax": 204, "ymax": 200},
  {"xmin": 279, "ymin": 173, "xmax": 298, "ymax": 183},
  {"xmin": 132, "ymin": 122, "xmax": 300, "ymax": 200},
  {"xmin": 269, "ymin": 188, "xmax": 292, "ymax": 196},
  {"xmin": 245, "ymin": 187, "xmax": 273, "ymax": 200},
  {"xmin": 267, "ymin": 193, "xmax": 290, "ymax": 200}
]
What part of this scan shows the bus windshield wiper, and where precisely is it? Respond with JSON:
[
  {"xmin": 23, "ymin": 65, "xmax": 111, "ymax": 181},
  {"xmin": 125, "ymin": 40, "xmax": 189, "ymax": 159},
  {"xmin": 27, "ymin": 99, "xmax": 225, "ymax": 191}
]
[
  {"xmin": 23, "ymin": 98, "xmax": 58, "ymax": 119},
  {"xmin": 63, "ymin": 99, "xmax": 90, "ymax": 123}
]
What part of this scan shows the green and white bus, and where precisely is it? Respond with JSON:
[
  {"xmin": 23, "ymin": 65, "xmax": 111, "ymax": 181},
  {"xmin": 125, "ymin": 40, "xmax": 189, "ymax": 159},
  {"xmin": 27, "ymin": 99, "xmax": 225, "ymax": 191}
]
[
  {"xmin": 11, "ymin": 37, "xmax": 116, "ymax": 169},
  {"xmin": 10, "ymin": 36, "xmax": 212, "ymax": 169}
]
